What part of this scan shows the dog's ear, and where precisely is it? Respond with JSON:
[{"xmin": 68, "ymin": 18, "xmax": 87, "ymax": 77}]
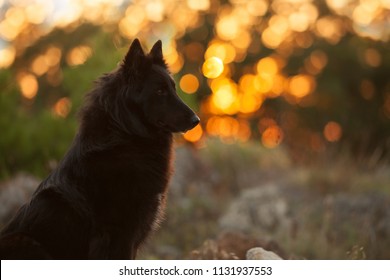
[
  {"xmin": 150, "ymin": 40, "xmax": 163, "ymax": 61},
  {"xmin": 122, "ymin": 39, "xmax": 149, "ymax": 78},
  {"xmin": 149, "ymin": 40, "xmax": 167, "ymax": 68}
]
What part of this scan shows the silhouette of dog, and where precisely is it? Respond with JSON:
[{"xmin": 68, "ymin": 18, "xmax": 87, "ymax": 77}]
[{"xmin": 0, "ymin": 39, "xmax": 199, "ymax": 259}]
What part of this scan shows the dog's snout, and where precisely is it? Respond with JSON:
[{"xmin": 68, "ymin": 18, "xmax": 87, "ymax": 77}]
[{"xmin": 191, "ymin": 115, "xmax": 200, "ymax": 127}]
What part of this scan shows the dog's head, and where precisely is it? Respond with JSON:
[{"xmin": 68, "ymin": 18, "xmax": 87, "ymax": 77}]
[{"xmin": 119, "ymin": 39, "xmax": 199, "ymax": 134}]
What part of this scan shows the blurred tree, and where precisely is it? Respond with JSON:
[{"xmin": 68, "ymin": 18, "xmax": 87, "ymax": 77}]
[{"xmin": 0, "ymin": 0, "xmax": 390, "ymax": 178}]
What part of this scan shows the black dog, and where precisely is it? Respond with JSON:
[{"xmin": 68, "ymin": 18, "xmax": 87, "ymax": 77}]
[{"xmin": 0, "ymin": 39, "xmax": 199, "ymax": 259}]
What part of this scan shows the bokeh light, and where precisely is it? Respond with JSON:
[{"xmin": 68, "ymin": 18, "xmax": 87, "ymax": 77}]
[
  {"xmin": 54, "ymin": 97, "xmax": 72, "ymax": 118},
  {"xmin": 323, "ymin": 121, "xmax": 343, "ymax": 142},
  {"xmin": 205, "ymin": 42, "xmax": 236, "ymax": 64},
  {"xmin": 18, "ymin": 73, "xmax": 38, "ymax": 99},
  {"xmin": 179, "ymin": 74, "xmax": 199, "ymax": 94},
  {"xmin": 261, "ymin": 125, "xmax": 284, "ymax": 149},
  {"xmin": 0, "ymin": 46, "xmax": 16, "ymax": 68},
  {"xmin": 288, "ymin": 75, "xmax": 316, "ymax": 98},
  {"xmin": 183, "ymin": 123, "xmax": 203, "ymax": 143},
  {"xmin": 0, "ymin": 0, "xmax": 389, "ymax": 153},
  {"xmin": 66, "ymin": 46, "xmax": 92, "ymax": 66},
  {"xmin": 202, "ymin": 57, "xmax": 224, "ymax": 79}
]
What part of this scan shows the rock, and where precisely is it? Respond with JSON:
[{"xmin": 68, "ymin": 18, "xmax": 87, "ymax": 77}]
[
  {"xmin": 246, "ymin": 247, "xmax": 283, "ymax": 260},
  {"xmin": 219, "ymin": 183, "xmax": 390, "ymax": 259},
  {"xmin": 0, "ymin": 173, "xmax": 40, "ymax": 225},
  {"xmin": 216, "ymin": 231, "xmax": 287, "ymax": 260},
  {"xmin": 219, "ymin": 183, "xmax": 294, "ymax": 234},
  {"xmin": 189, "ymin": 231, "xmax": 287, "ymax": 260}
]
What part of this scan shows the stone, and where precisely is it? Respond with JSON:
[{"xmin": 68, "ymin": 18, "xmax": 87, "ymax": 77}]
[
  {"xmin": 246, "ymin": 247, "xmax": 283, "ymax": 260},
  {"xmin": 0, "ymin": 173, "xmax": 39, "ymax": 225}
]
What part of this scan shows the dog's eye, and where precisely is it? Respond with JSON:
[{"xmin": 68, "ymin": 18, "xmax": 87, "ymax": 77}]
[{"xmin": 156, "ymin": 89, "xmax": 166, "ymax": 96}]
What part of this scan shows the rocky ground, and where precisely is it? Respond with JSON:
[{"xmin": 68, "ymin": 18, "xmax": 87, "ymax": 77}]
[{"xmin": 1, "ymin": 140, "xmax": 390, "ymax": 259}]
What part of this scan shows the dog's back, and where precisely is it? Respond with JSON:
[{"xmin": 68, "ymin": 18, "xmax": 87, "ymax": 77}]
[{"xmin": 0, "ymin": 39, "xmax": 199, "ymax": 259}]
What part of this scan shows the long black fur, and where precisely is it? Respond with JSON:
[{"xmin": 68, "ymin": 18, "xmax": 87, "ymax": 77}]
[{"xmin": 0, "ymin": 39, "xmax": 199, "ymax": 259}]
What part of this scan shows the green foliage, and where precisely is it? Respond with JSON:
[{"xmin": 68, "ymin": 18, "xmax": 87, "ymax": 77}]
[
  {"xmin": 0, "ymin": 70, "xmax": 76, "ymax": 177},
  {"xmin": 0, "ymin": 30, "xmax": 123, "ymax": 178}
]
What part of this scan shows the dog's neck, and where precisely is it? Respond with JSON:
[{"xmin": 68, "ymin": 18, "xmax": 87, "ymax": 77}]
[{"xmin": 77, "ymin": 112, "xmax": 172, "ymax": 155}]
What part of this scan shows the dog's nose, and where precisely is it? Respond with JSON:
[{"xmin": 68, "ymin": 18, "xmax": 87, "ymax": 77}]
[{"xmin": 191, "ymin": 115, "xmax": 200, "ymax": 127}]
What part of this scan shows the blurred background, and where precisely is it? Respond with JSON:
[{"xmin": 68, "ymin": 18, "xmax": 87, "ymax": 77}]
[{"xmin": 0, "ymin": 0, "xmax": 390, "ymax": 259}]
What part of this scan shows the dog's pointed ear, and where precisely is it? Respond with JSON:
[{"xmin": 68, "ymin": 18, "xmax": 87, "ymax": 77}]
[
  {"xmin": 149, "ymin": 40, "xmax": 168, "ymax": 68},
  {"xmin": 123, "ymin": 39, "xmax": 145, "ymax": 72},
  {"xmin": 150, "ymin": 40, "xmax": 163, "ymax": 61}
]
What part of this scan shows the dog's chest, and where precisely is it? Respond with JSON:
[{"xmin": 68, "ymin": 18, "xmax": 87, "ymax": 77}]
[{"xmin": 86, "ymin": 141, "xmax": 172, "ymax": 222}]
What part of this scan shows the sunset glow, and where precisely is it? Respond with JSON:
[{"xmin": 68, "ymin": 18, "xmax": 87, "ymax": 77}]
[{"xmin": 0, "ymin": 0, "xmax": 388, "ymax": 147}]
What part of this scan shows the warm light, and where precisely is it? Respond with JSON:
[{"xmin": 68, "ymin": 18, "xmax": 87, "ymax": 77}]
[
  {"xmin": 0, "ymin": 47, "xmax": 16, "ymax": 69},
  {"xmin": 258, "ymin": 117, "xmax": 276, "ymax": 133},
  {"xmin": 246, "ymin": 0, "xmax": 268, "ymax": 17},
  {"xmin": 257, "ymin": 57, "xmax": 279, "ymax": 77},
  {"xmin": 0, "ymin": 19, "xmax": 19, "ymax": 41},
  {"xmin": 164, "ymin": 43, "xmax": 183, "ymax": 73},
  {"xmin": 364, "ymin": 48, "xmax": 382, "ymax": 67},
  {"xmin": 239, "ymin": 93, "xmax": 262, "ymax": 114},
  {"xmin": 18, "ymin": 73, "xmax": 38, "ymax": 99},
  {"xmin": 187, "ymin": 0, "xmax": 210, "ymax": 11},
  {"xmin": 261, "ymin": 28, "xmax": 283, "ymax": 49},
  {"xmin": 323, "ymin": 121, "xmax": 342, "ymax": 142},
  {"xmin": 261, "ymin": 125, "xmax": 284, "ymax": 148},
  {"xmin": 202, "ymin": 57, "xmax": 224, "ymax": 79},
  {"xmin": 125, "ymin": 5, "xmax": 146, "ymax": 24},
  {"xmin": 352, "ymin": 2, "xmax": 379, "ymax": 26},
  {"xmin": 45, "ymin": 47, "xmax": 62, "ymax": 67},
  {"xmin": 254, "ymin": 75, "xmax": 273, "ymax": 94},
  {"xmin": 232, "ymin": 30, "xmax": 251, "ymax": 50},
  {"xmin": 145, "ymin": 0, "xmax": 165, "ymax": 22},
  {"xmin": 316, "ymin": 17, "xmax": 343, "ymax": 44},
  {"xmin": 269, "ymin": 15, "xmax": 289, "ymax": 36},
  {"xmin": 271, "ymin": 74, "xmax": 286, "ymax": 96},
  {"xmin": 183, "ymin": 124, "xmax": 203, "ymax": 142},
  {"xmin": 25, "ymin": 3, "xmax": 48, "ymax": 24},
  {"xmin": 310, "ymin": 50, "xmax": 328, "ymax": 71},
  {"xmin": 263, "ymin": 14, "xmax": 290, "ymax": 48},
  {"xmin": 212, "ymin": 84, "xmax": 237, "ymax": 111},
  {"xmin": 54, "ymin": 97, "xmax": 72, "ymax": 118},
  {"xmin": 66, "ymin": 46, "xmax": 92, "ymax": 66},
  {"xmin": 31, "ymin": 55, "xmax": 49, "ymax": 76},
  {"xmin": 205, "ymin": 42, "xmax": 236, "ymax": 64},
  {"xmin": 168, "ymin": 55, "xmax": 184, "ymax": 74},
  {"xmin": 216, "ymin": 15, "xmax": 239, "ymax": 41},
  {"xmin": 239, "ymin": 74, "xmax": 256, "ymax": 92},
  {"xmin": 5, "ymin": 7, "xmax": 26, "ymax": 29},
  {"xmin": 326, "ymin": 0, "xmax": 350, "ymax": 11},
  {"xmin": 206, "ymin": 116, "xmax": 239, "ymax": 141},
  {"xmin": 180, "ymin": 74, "xmax": 199, "ymax": 94},
  {"xmin": 51, "ymin": 0, "xmax": 82, "ymax": 27},
  {"xmin": 289, "ymin": 12, "xmax": 310, "ymax": 32},
  {"xmin": 382, "ymin": 0, "xmax": 390, "ymax": 9},
  {"xmin": 219, "ymin": 117, "xmax": 239, "ymax": 139},
  {"xmin": 289, "ymin": 75, "xmax": 315, "ymax": 98},
  {"xmin": 237, "ymin": 120, "xmax": 251, "ymax": 142},
  {"xmin": 119, "ymin": 6, "xmax": 146, "ymax": 38}
]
